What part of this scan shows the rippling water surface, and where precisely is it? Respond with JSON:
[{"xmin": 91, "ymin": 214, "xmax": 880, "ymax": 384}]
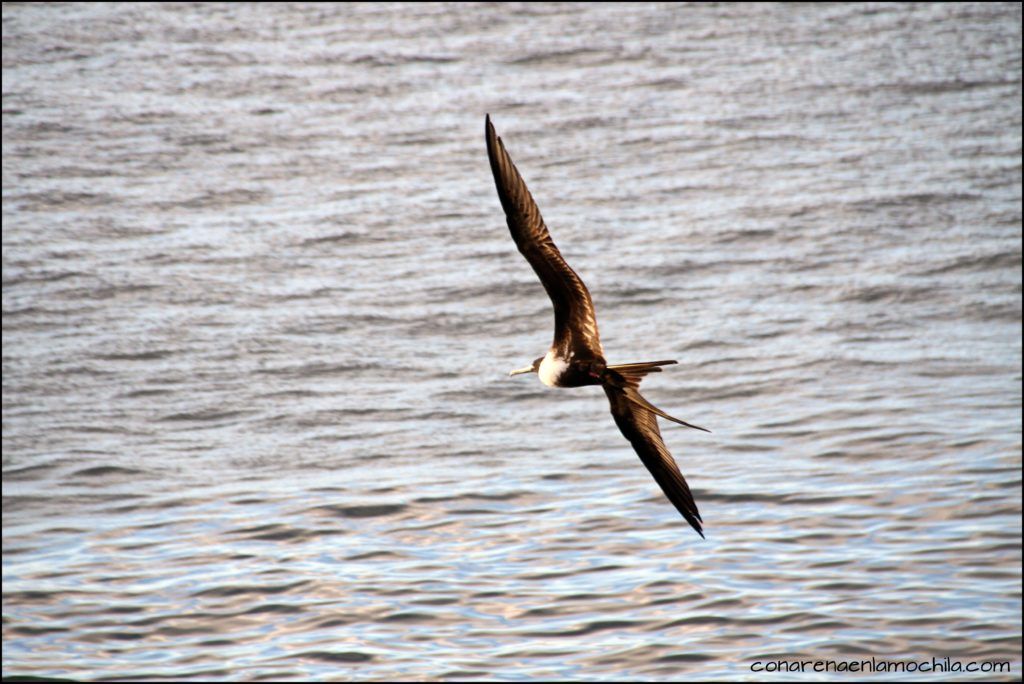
[{"xmin": 3, "ymin": 2, "xmax": 1022, "ymax": 681}]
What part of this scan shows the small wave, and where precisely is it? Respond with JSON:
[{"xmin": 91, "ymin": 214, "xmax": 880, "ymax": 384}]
[
  {"xmin": 2, "ymin": 270, "xmax": 85, "ymax": 287},
  {"xmin": 257, "ymin": 361, "xmax": 374, "ymax": 378},
  {"xmin": 836, "ymin": 284, "xmax": 938, "ymax": 304},
  {"xmin": 295, "ymin": 650, "xmax": 375, "ymax": 663},
  {"xmin": 299, "ymin": 231, "xmax": 382, "ymax": 247},
  {"xmin": 916, "ymin": 250, "xmax": 1021, "ymax": 276},
  {"xmin": 119, "ymin": 388, "xmax": 173, "ymax": 398},
  {"xmin": 94, "ymin": 350, "xmax": 174, "ymax": 361},
  {"xmin": 229, "ymin": 523, "xmax": 330, "ymax": 543},
  {"xmin": 350, "ymin": 53, "xmax": 456, "ymax": 67},
  {"xmin": 525, "ymin": 619, "xmax": 645, "ymax": 638},
  {"xmin": 242, "ymin": 603, "xmax": 304, "ymax": 615},
  {"xmin": 190, "ymin": 580, "xmax": 311, "ymax": 598},
  {"xmin": 159, "ymin": 409, "xmax": 250, "ymax": 423},
  {"xmin": 345, "ymin": 550, "xmax": 405, "ymax": 561},
  {"xmin": 878, "ymin": 78, "xmax": 1018, "ymax": 95},
  {"xmin": 10, "ymin": 191, "xmax": 116, "ymax": 211},
  {"xmin": 379, "ymin": 611, "xmax": 435, "ymax": 624},
  {"xmin": 712, "ymin": 228, "xmax": 777, "ymax": 244},
  {"xmin": 168, "ymin": 188, "xmax": 266, "ymax": 210},
  {"xmin": 70, "ymin": 466, "xmax": 146, "ymax": 478},
  {"xmin": 414, "ymin": 491, "xmax": 526, "ymax": 504},
  {"xmin": 655, "ymin": 653, "xmax": 717, "ymax": 663},
  {"xmin": 3, "ymin": 463, "xmax": 59, "ymax": 480},
  {"xmin": 851, "ymin": 191, "xmax": 982, "ymax": 209},
  {"xmin": 307, "ymin": 503, "xmax": 407, "ymax": 519},
  {"xmin": 508, "ymin": 47, "xmax": 605, "ymax": 66}
]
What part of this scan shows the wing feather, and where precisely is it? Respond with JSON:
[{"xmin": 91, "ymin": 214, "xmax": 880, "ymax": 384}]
[
  {"xmin": 604, "ymin": 384, "xmax": 705, "ymax": 537},
  {"xmin": 486, "ymin": 115, "xmax": 603, "ymax": 357}
]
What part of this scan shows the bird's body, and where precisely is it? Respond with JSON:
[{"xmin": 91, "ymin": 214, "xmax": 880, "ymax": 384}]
[{"xmin": 486, "ymin": 114, "xmax": 710, "ymax": 538}]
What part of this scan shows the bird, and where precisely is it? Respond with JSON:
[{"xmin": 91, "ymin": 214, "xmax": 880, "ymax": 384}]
[{"xmin": 485, "ymin": 114, "xmax": 710, "ymax": 538}]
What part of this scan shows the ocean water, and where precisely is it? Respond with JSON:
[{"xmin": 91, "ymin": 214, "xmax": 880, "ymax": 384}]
[{"xmin": 2, "ymin": 2, "xmax": 1021, "ymax": 681}]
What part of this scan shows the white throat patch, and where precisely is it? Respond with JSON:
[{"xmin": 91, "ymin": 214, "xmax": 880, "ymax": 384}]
[{"xmin": 538, "ymin": 350, "xmax": 569, "ymax": 387}]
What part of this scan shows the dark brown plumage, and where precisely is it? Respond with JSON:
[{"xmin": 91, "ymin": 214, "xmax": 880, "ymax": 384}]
[
  {"xmin": 486, "ymin": 114, "xmax": 709, "ymax": 538},
  {"xmin": 486, "ymin": 115, "xmax": 603, "ymax": 364}
]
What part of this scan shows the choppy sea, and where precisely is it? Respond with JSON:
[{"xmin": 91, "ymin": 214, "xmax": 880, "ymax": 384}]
[{"xmin": 3, "ymin": 2, "xmax": 1021, "ymax": 681}]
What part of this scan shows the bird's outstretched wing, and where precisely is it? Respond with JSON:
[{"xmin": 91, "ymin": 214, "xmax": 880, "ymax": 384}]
[
  {"xmin": 486, "ymin": 115, "xmax": 603, "ymax": 358},
  {"xmin": 604, "ymin": 383, "xmax": 705, "ymax": 537}
]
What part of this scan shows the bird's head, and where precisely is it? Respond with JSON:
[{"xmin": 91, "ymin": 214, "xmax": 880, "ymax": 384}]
[{"xmin": 509, "ymin": 356, "xmax": 544, "ymax": 377}]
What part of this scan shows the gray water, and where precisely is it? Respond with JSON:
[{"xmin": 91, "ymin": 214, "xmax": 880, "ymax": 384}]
[{"xmin": 3, "ymin": 2, "xmax": 1021, "ymax": 681}]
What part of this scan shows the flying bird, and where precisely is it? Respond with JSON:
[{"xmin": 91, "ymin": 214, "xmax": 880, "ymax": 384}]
[{"xmin": 486, "ymin": 114, "xmax": 709, "ymax": 538}]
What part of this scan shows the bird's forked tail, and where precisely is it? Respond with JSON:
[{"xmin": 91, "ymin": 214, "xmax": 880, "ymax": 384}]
[{"xmin": 605, "ymin": 360, "xmax": 710, "ymax": 433}]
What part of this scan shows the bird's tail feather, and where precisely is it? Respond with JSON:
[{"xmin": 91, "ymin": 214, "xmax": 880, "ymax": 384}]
[
  {"xmin": 606, "ymin": 359, "xmax": 677, "ymax": 381},
  {"xmin": 624, "ymin": 385, "xmax": 710, "ymax": 433},
  {"xmin": 606, "ymin": 361, "xmax": 710, "ymax": 433}
]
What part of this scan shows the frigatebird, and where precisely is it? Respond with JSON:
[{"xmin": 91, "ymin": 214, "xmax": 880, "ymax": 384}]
[{"xmin": 486, "ymin": 114, "xmax": 709, "ymax": 538}]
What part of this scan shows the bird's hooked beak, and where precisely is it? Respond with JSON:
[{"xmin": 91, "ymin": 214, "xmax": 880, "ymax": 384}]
[{"xmin": 508, "ymin": 365, "xmax": 534, "ymax": 377}]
